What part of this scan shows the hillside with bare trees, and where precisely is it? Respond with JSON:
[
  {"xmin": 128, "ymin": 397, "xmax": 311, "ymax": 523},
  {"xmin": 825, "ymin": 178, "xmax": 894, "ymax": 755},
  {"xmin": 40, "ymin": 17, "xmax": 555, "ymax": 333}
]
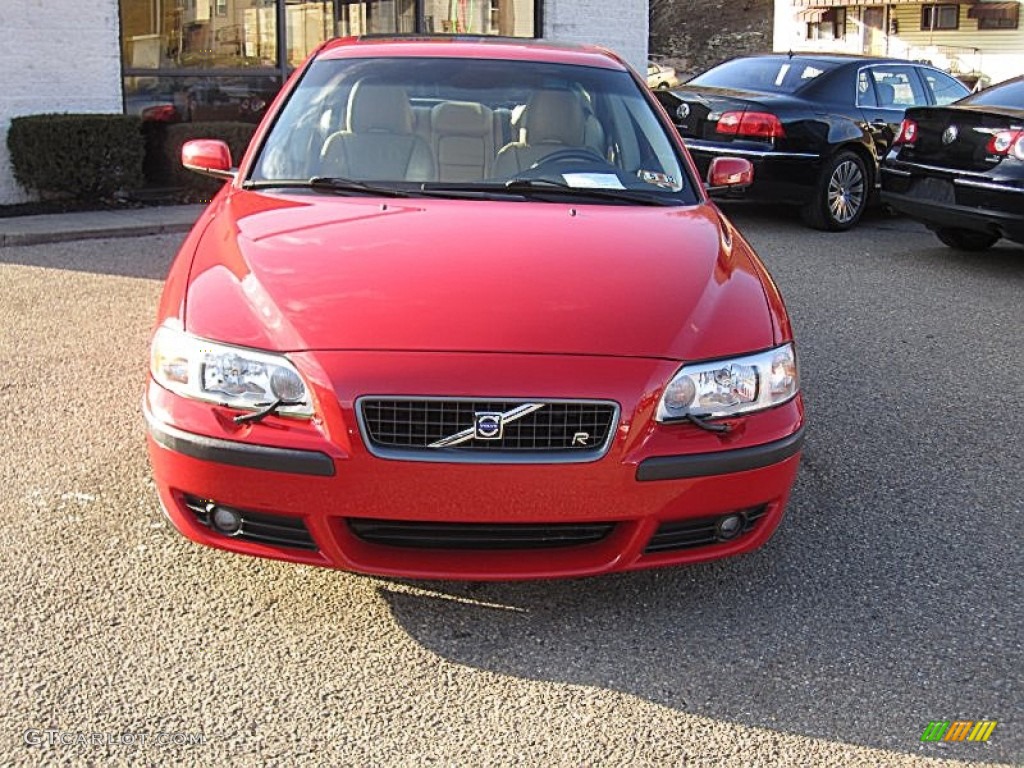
[{"xmin": 650, "ymin": 0, "xmax": 774, "ymax": 76}]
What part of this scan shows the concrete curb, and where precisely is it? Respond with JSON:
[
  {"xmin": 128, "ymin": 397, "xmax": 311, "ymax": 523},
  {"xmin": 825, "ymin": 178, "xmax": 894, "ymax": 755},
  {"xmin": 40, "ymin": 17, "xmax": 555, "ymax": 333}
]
[
  {"xmin": 0, "ymin": 221, "xmax": 196, "ymax": 247},
  {"xmin": 0, "ymin": 205, "xmax": 204, "ymax": 248}
]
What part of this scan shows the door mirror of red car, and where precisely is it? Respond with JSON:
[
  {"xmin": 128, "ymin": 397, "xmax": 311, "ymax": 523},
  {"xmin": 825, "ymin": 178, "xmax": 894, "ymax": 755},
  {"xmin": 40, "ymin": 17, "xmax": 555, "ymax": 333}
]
[
  {"xmin": 706, "ymin": 157, "xmax": 754, "ymax": 192},
  {"xmin": 181, "ymin": 139, "xmax": 236, "ymax": 180}
]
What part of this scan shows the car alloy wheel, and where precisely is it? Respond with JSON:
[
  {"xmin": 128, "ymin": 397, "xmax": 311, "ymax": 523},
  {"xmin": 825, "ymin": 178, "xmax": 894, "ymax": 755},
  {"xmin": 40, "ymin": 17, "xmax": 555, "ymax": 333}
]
[
  {"xmin": 828, "ymin": 159, "xmax": 865, "ymax": 225},
  {"xmin": 802, "ymin": 150, "xmax": 868, "ymax": 232}
]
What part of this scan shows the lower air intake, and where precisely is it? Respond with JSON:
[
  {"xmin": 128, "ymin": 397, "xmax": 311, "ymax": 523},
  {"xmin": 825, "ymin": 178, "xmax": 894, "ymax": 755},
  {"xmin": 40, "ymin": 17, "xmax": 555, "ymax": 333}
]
[
  {"xmin": 347, "ymin": 518, "xmax": 615, "ymax": 550},
  {"xmin": 645, "ymin": 506, "xmax": 767, "ymax": 553},
  {"xmin": 182, "ymin": 495, "xmax": 318, "ymax": 551}
]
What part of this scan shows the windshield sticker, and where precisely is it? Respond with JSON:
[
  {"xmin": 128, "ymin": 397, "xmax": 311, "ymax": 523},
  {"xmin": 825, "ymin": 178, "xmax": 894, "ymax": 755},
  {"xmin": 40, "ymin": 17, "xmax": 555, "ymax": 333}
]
[
  {"xmin": 561, "ymin": 173, "xmax": 626, "ymax": 190},
  {"xmin": 639, "ymin": 170, "xmax": 676, "ymax": 189}
]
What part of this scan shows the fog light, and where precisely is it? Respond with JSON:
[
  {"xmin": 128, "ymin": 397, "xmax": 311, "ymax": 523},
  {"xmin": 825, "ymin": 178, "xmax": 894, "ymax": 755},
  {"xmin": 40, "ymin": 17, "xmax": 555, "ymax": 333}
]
[
  {"xmin": 210, "ymin": 506, "xmax": 243, "ymax": 536},
  {"xmin": 715, "ymin": 513, "xmax": 745, "ymax": 541}
]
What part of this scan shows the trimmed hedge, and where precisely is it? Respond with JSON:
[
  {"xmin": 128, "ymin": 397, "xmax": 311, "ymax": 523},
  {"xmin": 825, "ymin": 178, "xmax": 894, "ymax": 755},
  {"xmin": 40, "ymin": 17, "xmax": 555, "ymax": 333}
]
[
  {"xmin": 7, "ymin": 114, "xmax": 145, "ymax": 200},
  {"xmin": 161, "ymin": 122, "xmax": 257, "ymax": 200}
]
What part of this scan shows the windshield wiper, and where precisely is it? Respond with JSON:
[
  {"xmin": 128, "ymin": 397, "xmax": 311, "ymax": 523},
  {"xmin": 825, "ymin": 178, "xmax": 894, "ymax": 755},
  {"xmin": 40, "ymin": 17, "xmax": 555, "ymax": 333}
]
[
  {"xmin": 246, "ymin": 177, "xmax": 492, "ymax": 200},
  {"xmin": 242, "ymin": 177, "xmax": 411, "ymax": 198},
  {"xmin": 423, "ymin": 179, "xmax": 676, "ymax": 206},
  {"xmin": 309, "ymin": 176, "xmax": 414, "ymax": 197},
  {"xmin": 233, "ymin": 398, "xmax": 306, "ymax": 425},
  {"xmin": 506, "ymin": 178, "xmax": 677, "ymax": 206}
]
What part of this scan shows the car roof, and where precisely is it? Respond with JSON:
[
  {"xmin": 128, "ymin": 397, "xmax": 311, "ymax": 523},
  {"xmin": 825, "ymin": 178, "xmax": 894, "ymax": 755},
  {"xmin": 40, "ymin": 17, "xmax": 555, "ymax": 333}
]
[
  {"xmin": 731, "ymin": 52, "xmax": 927, "ymax": 68},
  {"xmin": 316, "ymin": 35, "xmax": 628, "ymax": 71}
]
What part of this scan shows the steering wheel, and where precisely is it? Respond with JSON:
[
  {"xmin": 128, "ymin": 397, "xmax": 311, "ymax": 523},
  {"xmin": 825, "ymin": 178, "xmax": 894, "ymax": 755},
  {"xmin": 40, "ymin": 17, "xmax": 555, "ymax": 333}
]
[{"xmin": 527, "ymin": 147, "xmax": 608, "ymax": 171}]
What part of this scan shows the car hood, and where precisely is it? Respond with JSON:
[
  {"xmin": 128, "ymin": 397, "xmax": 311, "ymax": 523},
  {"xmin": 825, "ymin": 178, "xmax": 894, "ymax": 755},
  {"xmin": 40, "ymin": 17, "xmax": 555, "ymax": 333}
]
[{"xmin": 184, "ymin": 190, "xmax": 774, "ymax": 360}]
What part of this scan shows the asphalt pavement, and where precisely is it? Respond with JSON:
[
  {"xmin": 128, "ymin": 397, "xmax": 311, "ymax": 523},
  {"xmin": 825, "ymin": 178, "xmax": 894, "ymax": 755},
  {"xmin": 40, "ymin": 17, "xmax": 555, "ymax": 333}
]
[{"xmin": 0, "ymin": 204, "xmax": 1020, "ymax": 766}]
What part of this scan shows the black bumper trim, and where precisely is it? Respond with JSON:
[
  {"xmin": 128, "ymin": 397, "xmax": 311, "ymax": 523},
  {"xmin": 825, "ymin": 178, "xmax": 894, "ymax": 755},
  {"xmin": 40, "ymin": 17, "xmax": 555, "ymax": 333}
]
[
  {"xmin": 636, "ymin": 428, "xmax": 805, "ymax": 482},
  {"xmin": 145, "ymin": 412, "xmax": 336, "ymax": 477},
  {"xmin": 880, "ymin": 189, "xmax": 1024, "ymax": 240}
]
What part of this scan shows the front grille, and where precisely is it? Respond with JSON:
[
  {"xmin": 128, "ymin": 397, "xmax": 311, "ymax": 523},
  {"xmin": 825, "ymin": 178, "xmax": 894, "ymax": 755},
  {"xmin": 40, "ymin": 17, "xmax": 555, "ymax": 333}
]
[
  {"xmin": 182, "ymin": 495, "xmax": 318, "ymax": 551},
  {"xmin": 348, "ymin": 518, "xmax": 616, "ymax": 550},
  {"xmin": 645, "ymin": 506, "xmax": 767, "ymax": 553},
  {"xmin": 358, "ymin": 398, "xmax": 618, "ymax": 461}
]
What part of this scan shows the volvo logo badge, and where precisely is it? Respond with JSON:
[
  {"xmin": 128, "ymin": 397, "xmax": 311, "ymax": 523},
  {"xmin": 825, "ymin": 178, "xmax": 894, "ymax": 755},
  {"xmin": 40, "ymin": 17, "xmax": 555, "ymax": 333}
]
[
  {"xmin": 428, "ymin": 403, "xmax": 547, "ymax": 448},
  {"xmin": 942, "ymin": 125, "xmax": 959, "ymax": 145},
  {"xmin": 676, "ymin": 103, "xmax": 690, "ymax": 120},
  {"xmin": 473, "ymin": 412, "xmax": 504, "ymax": 440}
]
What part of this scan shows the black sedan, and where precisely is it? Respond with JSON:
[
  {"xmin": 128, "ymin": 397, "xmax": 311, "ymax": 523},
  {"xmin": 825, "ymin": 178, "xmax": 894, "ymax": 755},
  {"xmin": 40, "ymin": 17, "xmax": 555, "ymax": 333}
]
[
  {"xmin": 881, "ymin": 76, "xmax": 1024, "ymax": 251},
  {"xmin": 655, "ymin": 53, "xmax": 969, "ymax": 231}
]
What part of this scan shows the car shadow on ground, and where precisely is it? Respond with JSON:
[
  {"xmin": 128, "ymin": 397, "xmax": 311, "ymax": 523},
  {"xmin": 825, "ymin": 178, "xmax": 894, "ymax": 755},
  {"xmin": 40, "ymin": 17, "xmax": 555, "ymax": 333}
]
[
  {"xmin": 715, "ymin": 198, "xmax": 920, "ymax": 232},
  {"xmin": 370, "ymin": 463, "xmax": 1018, "ymax": 762},
  {"xmin": 0, "ymin": 235, "xmax": 180, "ymax": 281}
]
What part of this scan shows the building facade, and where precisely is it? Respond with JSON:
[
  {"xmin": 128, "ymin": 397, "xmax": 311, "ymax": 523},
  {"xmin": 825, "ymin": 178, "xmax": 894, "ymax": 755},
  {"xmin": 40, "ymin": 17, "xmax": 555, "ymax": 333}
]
[
  {"xmin": 0, "ymin": 0, "xmax": 648, "ymax": 204},
  {"xmin": 774, "ymin": 0, "xmax": 1023, "ymax": 88}
]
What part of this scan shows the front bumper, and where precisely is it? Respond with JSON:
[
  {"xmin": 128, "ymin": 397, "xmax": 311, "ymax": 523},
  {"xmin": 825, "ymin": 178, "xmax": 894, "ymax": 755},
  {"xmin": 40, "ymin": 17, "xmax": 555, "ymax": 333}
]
[
  {"xmin": 145, "ymin": 351, "xmax": 804, "ymax": 580},
  {"xmin": 881, "ymin": 163, "xmax": 1024, "ymax": 244}
]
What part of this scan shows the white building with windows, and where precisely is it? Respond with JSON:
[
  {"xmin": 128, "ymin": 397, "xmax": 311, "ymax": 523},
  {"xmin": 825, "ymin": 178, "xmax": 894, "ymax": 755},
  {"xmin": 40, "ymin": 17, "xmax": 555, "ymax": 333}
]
[
  {"xmin": 774, "ymin": 0, "xmax": 1023, "ymax": 89},
  {"xmin": 0, "ymin": 0, "xmax": 649, "ymax": 204}
]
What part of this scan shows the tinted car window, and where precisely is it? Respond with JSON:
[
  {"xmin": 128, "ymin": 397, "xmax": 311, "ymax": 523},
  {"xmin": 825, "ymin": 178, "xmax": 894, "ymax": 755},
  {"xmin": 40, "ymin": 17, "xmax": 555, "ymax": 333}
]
[
  {"xmin": 921, "ymin": 69, "xmax": 969, "ymax": 105},
  {"xmin": 857, "ymin": 69, "xmax": 877, "ymax": 107},
  {"xmin": 962, "ymin": 78, "xmax": 1024, "ymax": 107},
  {"xmin": 868, "ymin": 66, "xmax": 929, "ymax": 108},
  {"xmin": 688, "ymin": 57, "xmax": 838, "ymax": 93}
]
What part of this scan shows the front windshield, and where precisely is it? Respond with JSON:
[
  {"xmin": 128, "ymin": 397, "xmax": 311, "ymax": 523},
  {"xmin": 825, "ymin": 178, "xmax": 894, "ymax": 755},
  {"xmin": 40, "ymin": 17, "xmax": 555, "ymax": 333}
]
[{"xmin": 250, "ymin": 55, "xmax": 696, "ymax": 202}]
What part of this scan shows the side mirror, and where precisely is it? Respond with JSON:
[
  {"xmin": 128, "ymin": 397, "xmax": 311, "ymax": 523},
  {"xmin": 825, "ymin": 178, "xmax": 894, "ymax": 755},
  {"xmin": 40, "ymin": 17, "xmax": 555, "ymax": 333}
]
[
  {"xmin": 706, "ymin": 157, "xmax": 754, "ymax": 192},
  {"xmin": 181, "ymin": 139, "xmax": 235, "ymax": 180}
]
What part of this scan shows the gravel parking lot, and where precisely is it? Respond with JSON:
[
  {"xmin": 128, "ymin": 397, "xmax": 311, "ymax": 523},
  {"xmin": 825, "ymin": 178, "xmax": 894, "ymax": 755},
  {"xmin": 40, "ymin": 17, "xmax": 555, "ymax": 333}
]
[{"xmin": 0, "ymin": 207, "xmax": 1020, "ymax": 766}]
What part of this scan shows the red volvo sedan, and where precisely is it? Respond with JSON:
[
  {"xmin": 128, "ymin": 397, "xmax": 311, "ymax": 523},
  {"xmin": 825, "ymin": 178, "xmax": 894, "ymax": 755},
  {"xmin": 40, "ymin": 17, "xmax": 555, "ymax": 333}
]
[{"xmin": 145, "ymin": 37, "xmax": 805, "ymax": 580}]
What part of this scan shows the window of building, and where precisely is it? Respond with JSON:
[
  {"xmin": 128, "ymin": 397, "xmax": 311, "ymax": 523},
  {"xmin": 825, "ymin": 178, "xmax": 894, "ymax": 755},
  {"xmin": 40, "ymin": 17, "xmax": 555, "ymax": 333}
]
[
  {"xmin": 422, "ymin": 0, "xmax": 534, "ymax": 35},
  {"xmin": 287, "ymin": 1, "xmax": 342, "ymax": 67},
  {"xmin": 806, "ymin": 7, "xmax": 846, "ymax": 40},
  {"xmin": 921, "ymin": 4, "xmax": 960, "ymax": 30},
  {"xmin": 971, "ymin": 2, "xmax": 1020, "ymax": 30},
  {"xmin": 120, "ymin": 0, "xmax": 540, "ymax": 121},
  {"xmin": 121, "ymin": 0, "xmax": 279, "ymax": 71}
]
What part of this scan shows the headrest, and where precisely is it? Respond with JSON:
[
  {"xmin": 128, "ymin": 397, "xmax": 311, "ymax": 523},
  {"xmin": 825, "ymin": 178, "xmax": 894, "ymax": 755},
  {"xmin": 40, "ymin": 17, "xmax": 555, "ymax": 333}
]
[
  {"xmin": 432, "ymin": 101, "xmax": 491, "ymax": 136},
  {"xmin": 524, "ymin": 90, "xmax": 586, "ymax": 145},
  {"xmin": 876, "ymin": 82, "xmax": 895, "ymax": 106},
  {"xmin": 347, "ymin": 82, "xmax": 414, "ymax": 134}
]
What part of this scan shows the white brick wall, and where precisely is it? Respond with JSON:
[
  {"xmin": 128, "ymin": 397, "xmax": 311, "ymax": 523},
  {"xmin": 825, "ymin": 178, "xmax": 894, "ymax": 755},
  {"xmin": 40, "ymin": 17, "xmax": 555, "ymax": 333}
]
[
  {"xmin": 545, "ymin": 0, "xmax": 649, "ymax": 75},
  {"xmin": 0, "ymin": 0, "xmax": 123, "ymax": 204}
]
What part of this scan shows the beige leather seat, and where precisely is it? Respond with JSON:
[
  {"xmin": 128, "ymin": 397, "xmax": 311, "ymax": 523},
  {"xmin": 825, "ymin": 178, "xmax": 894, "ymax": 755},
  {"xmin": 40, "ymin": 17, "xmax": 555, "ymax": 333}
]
[
  {"xmin": 493, "ymin": 89, "xmax": 589, "ymax": 178},
  {"xmin": 320, "ymin": 82, "xmax": 436, "ymax": 181},
  {"xmin": 430, "ymin": 101, "xmax": 495, "ymax": 182},
  {"xmin": 876, "ymin": 82, "xmax": 896, "ymax": 107}
]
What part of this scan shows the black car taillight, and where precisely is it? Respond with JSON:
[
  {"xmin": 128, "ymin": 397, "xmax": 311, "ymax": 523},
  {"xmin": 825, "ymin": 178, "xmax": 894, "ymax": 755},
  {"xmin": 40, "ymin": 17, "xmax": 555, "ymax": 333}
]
[
  {"xmin": 893, "ymin": 118, "xmax": 918, "ymax": 147},
  {"xmin": 716, "ymin": 110, "xmax": 786, "ymax": 139},
  {"xmin": 986, "ymin": 129, "xmax": 1024, "ymax": 159}
]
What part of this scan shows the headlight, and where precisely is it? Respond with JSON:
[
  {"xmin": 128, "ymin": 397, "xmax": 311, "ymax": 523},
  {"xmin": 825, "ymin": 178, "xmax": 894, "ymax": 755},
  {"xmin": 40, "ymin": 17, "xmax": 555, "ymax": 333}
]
[
  {"xmin": 656, "ymin": 343, "xmax": 798, "ymax": 422},
  {"xmin": 150, "ymin": 325, "xmax": 314, "ymax": 418}
]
